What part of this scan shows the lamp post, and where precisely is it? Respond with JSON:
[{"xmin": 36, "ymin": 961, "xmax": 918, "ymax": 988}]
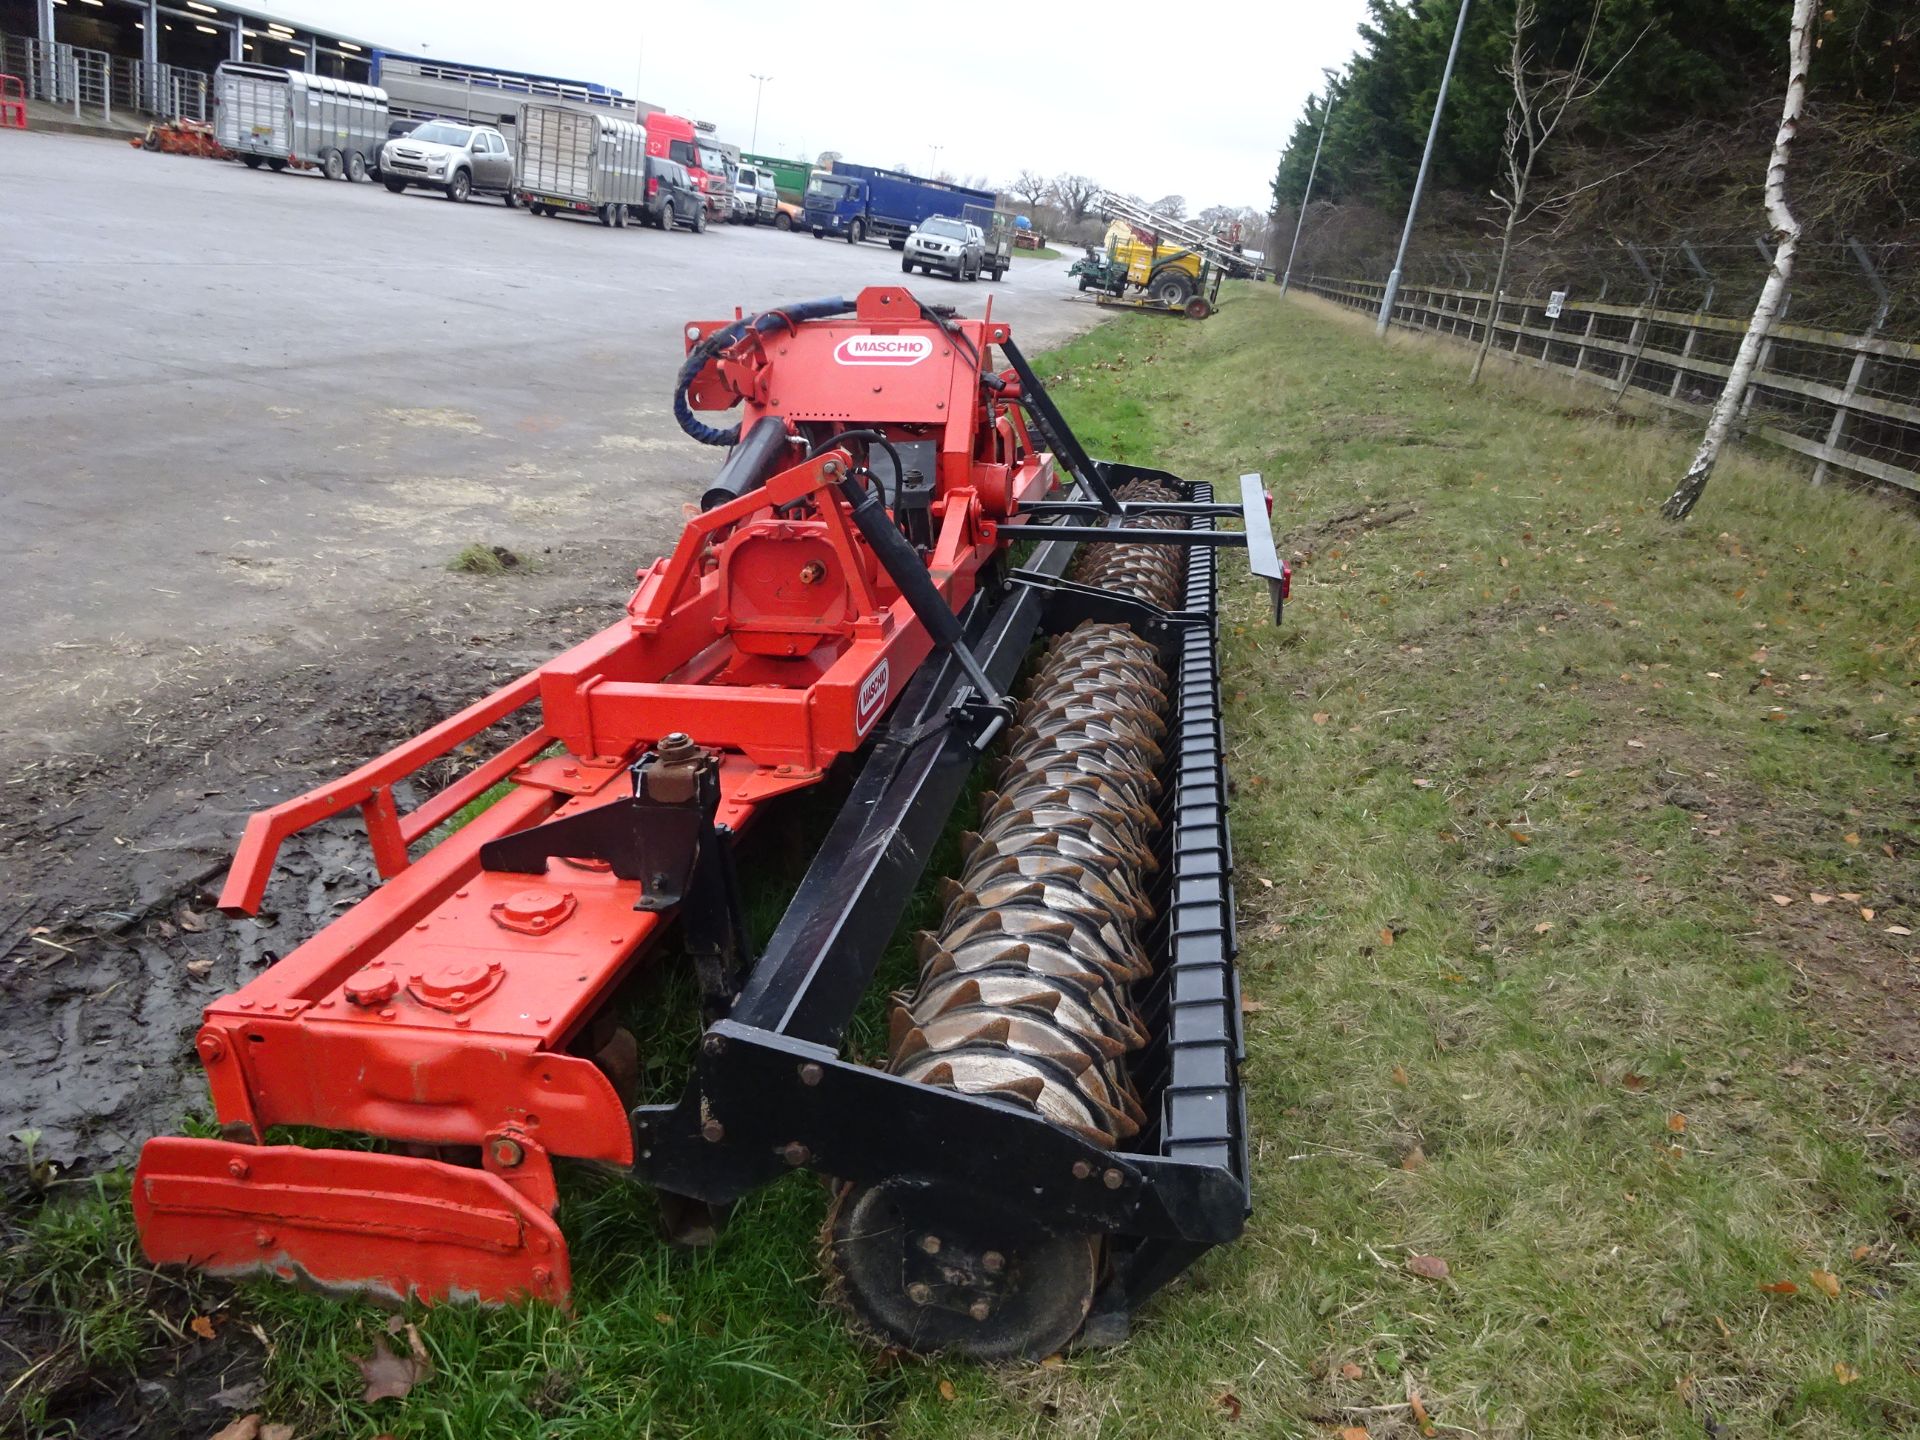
[
  {"xmin": 929, "ymin": 144, "xmax": 944, "ymax": 175},
  {"xmin": 1279, "ymin": 68, "xmax": 1340, "ymax": 297},
  {"xmin": 749, "ymin": 73, "xmax": 772, "ymax": 152},
  {"xmin": 1375, "ymin": 0, "xmax": 1472, "ymax": 336}
]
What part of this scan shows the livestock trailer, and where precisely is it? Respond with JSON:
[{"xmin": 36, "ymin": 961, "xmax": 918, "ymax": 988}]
[
  {"xmin": 213, "ymin": 63, "xmax": 389, "ymax": 181},
  {"xmin": 516, "ymin": 102, "xmax": 647, "ymax": 227}
]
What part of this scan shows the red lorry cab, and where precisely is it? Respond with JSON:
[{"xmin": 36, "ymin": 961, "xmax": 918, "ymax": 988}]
[{"xmin": 645, "ymin": 112, "xmax": 727, "ymax": 217}]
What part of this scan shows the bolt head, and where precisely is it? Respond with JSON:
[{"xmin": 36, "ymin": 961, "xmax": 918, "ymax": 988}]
[
  {"xmin": 907, "ymin": 1282, "xmax": 932, "ymax": 1305},
  {"xmin": 919, "ymin": 1233, "xmax": 942, "ymax": 1255},
  {"xmin": 982, "ymin": 1250, "xmax": 1005, "ymax": 1274},
  {"xmin": 781, "ymin": 1142, "xmax": 811, "ymax": 1167},
  {"xmin": 1103, "ymin": 1167, "xmax": 1125, "ymax": 1190},
  {"xmin": 227, "ymin": 1159, "xmax": 250, "ymax": 1180},
  {"xmin": 1071, "ymin": 1160, "xmax": 1092, "ymax": 1180},
  {"xmin": 701, "ymin": 1119, "xmax": 726, "ymax": 1144},
  {"xmin": 969, "ymin": 1298, "xmax": 992, "ymax": 1322},
  {"xmin": 702, "ymin": 1033, "xmax": 727, "ymax": 1057},
  {"xmin": 799, "ymin": 1062, "xmax": 824, "ymax": 1087},
  {"xmin": 492, "ymin": 1138, "xmax": 524, "ymax": 1168}
]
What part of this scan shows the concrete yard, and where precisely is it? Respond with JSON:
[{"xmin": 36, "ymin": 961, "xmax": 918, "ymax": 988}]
[
  {"xmin": 0, "ymin": 130, "xmax": 1102, "ymax": 1170},
  {"xmin": 1, "ymin": 129, "xmax": 1096, "ymax": 753}
]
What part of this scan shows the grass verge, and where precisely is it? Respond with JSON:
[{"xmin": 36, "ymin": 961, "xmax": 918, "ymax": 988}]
[{"xmin": 4, "ymin": 286, "xmax": 1916, "ymax": 1438}]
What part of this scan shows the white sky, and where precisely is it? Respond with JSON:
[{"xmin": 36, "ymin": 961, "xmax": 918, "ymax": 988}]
[{"xmin": 271, "ymin": 0, "xmax": 1371, "ymax": 212}]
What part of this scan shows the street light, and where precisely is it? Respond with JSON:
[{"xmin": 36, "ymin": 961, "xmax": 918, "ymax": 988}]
[
  {"xmin": 929, "ymin": 144, "xmax": 944, "ymax": 175},
  {"xmin": 1279, "ymin": 68, "xmax": 1341, "ymax": 298},
  {"xmin": 1376, "ymin": 0, "xmax": 1472, "ymax": 336},
  {"xmin": 749, "ymin": 73, "xmax": 772, "ymax": 152}
]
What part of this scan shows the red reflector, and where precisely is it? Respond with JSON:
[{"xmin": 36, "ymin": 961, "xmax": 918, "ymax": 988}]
[
  {"xmin": 1264, "ymin": 489, "xmax": 1274, "ymax": 516},
  {"xmin": 1281, "ymin": 561, "xmax": 1292, "ymax": 601}
]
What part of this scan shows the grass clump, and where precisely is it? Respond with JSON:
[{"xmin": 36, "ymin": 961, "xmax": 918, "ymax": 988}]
[
  {"xmin": 6, "ymin": 287, "xmax": 1917, "ymax": 1438},
  {"xmin": 447, "ymin": 542, "xmax": 523, "ymax": 575}
]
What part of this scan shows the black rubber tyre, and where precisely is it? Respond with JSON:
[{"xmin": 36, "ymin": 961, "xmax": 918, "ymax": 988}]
[
  {"xmin": 502, "ymin": 188, "xmax": 517, "ymax": 209},
  {"xmin": 446, "ymin": 169, "xmax": 471, "ymax": 202},
  {"xmin": 774, "ymin": 212, "xmax": 792, "ymax": 232},
  {"xmin": 321, "ymin": 148, "xmax": 344, "ymax": 182},
  {"xmin": 848, "ymin": 220, "xmax": 864, "ymax": 245},
  {"xmin": 901, "ymin": 255, "xmax": 913, "ymax": 274},
  {"xmin": 384, "ymin": 178, "xmax": 407, "ymax": 194},
  {"xmin": 990, "ymin": 265, "xmax": 1004, "ymax": 282},
  {"xmin": 266, "ymin": 159, "xmax": 287, "ymax": 172},
  {"xmin": 661, "ymin": 201, "xmax": 675, "ymax": 232},
  {"xmin": 812, "ymin": 229, "xmax": 824, "ymax": 239},
  {"xmin": 242, "ymin": 155, "xmax": 262, "ymax": 169},
  {"xmin": 692, "ymin": 206, "xmax": 707, "ymax": 233},
  {"xmin": 889, "ymin": 238, "xmax": 905, "ymax": 251},
  {"xmin": 1148, "ymin": 269, "xmax": 1195, "ymax": 307},
  {"xmin": 345, "ymin": 151, "xmax": 368, "ymax": 183}
]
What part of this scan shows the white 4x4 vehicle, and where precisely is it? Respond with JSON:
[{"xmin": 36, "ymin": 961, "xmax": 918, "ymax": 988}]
[
  {"xmin": 902, "ymin": 216, "xmax": 984, "ymax": 281},
  {"xmin": 380, "ymin": 121, "xmax": 516, "ymax": 205}
]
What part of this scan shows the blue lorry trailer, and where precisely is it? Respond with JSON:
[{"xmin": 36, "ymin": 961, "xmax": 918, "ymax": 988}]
[{"xmin": 802, "ymin": 161, "xmax": 996, "ymax": 247}]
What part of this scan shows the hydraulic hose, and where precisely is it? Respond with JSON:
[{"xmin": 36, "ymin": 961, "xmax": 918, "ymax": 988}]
[{"xmin": 673, "ymin": 296, "xmax": 857, "ymax": 447}]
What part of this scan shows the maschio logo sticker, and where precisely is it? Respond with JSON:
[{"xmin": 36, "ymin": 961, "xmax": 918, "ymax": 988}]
[
  {"xmin": 833, "ymin": 335, "xmax": 933, "ymax": 366},
  {"xmin": 856, "ymin": 660, "xmax": 891, "ymax": 733}
]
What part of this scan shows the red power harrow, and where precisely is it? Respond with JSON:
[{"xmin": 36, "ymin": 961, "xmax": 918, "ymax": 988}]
[{"xmin": 134, "ymin": 286, "xmax": 1287, "ymax": 1357}]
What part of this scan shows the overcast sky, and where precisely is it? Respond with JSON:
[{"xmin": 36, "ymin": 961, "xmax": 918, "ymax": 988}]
[{"xmin": 272, "ymin": 0, "xmax": 1371, "ymax": 211}]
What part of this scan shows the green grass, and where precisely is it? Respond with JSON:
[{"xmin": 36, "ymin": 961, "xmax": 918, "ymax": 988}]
[
  {"xmin": 6, "ymin": 287, "xmax": 1918, "ymax": 1437},
  {"xmin": 1016, "ymin": 244, "xmax": 1065, "ymax": 260}
]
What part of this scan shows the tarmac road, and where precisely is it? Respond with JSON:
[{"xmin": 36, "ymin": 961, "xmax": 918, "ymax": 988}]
[
  {"xmin": 0, "ymin": 130, "xmax": 1098, "ymax": 754},
  {"xmin": 0, "ymin": 131, "xmax": 1103, "ymax": 1172}
]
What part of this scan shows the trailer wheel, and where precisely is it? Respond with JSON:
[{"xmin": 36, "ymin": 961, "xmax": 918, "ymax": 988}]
[
  {"xmin": 321, "ymin": 148, "xmax": 345, "ymax": 182},
  {"xmin": 848, "ymin": 220, "xmax": 864, "ymax": 245},
  {"xmin": 242, "ymin": 155, "xmax": 262, "ymax": 169},
  {"xmin": 1148, "ymin": 269, "xmax": 1195, "ymax": 307},
  {"xmin": 266, "ymin": 158, "xmax": 287, "ymax": 172},
  {"xmin": 991, "ymin": 265, "xmax": 1005, "ymax": 281},
  {"xmin": 345, "ymin": 151, "xmax": 367, "ymax": 183},
  {"xmin": 1184, "ymin": 296, "xmax": 1213, "ymax": 320}
]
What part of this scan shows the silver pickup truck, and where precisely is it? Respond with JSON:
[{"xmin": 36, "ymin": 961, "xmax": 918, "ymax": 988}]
[{"xmin": 380, "ymin": 120, "xmax": 517, "ymax": 205}]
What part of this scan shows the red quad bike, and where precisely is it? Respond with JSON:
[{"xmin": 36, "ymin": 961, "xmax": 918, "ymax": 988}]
[{"xmin": 134, "ymin": 286, "xmax": 1289, "ymax": 1359}]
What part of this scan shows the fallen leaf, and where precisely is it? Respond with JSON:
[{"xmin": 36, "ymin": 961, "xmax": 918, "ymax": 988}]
[
  {"xmin": 1407, "ymin": 1253, "xmax": 1450, "ymax": 1281},
  {"xmin": 209, "ymin": 1419, "xmax": 261, "ymax": 1440},
  {"xmin": 190, "ymin": 1314, "xmax": 217, "ymax": 1340},
  {"xmin": 1312, "ymin": 712, "xmax": 1330, "ymax": 726},
  {"xmin": 1380, "ymin": 928, "xmax": 1396, "ymax": 947},
  {"xmin": 1626, "ymin": 739, "xmax": 1645, "ymax": 749},
  {"xmin": 1338, "ymin": 1428, "xmax": 1371, "ymax": 1440},
  {"xmin": 1257, "ymin": 876, "xmax": 1273, "ymax": 890},
  {"xmin": 1834, "ymin": 1361, "xmax": 1860, "ymax": 1385},
  {"xmin": 1770, "ymin": 894, "xmax": 1793, "ymax": 906},
  {"xmin": 1713, "ymin": 1314, "xmax": 1733, "ymax": 1339},
  {"xmin": 1844, "ymin": 833, "xmax": 1861, "ymax": 847},
  {"xmin": 1340, "ymin": 1362, "xmax": 1365, "ymax": 1379},
  {"xmin": 1039, "ymin": 1353, "xmax": 1065, "ymax": 1369},
  {"xmin": 1563, "ymin": 768, "xmax": 1585, "ymax": 778},
  {"xmin": 354, "ymin": 1333, "xmax": 430, "ymax": 1403},
  {"xmin": 1810, "ymin": 893, "xmax": 1834, "ymax": 905},
  {"xmin": 1758, "ymin": 1280, "xmax": 1799, "ymax": 1295},
  {"xmin": 1411, "ymin": 777, "xmax": 1433, "ymax": 789},
  {"xmin": 1400, "ymin": 1145, "xmax": 1427, "ymax": 1171},
  {"xmin": 1887, "ymin": 925, "xmax": 1913, "ymax": 936},
  {"xmin": 653, "ymin": 1312, "xmax": 675, "ymax": 1326},
  {"xmin": 1622, "ymin": 1073, "xmax": 1647, "ymax": 1091},
  {"xmin": 1391, "ymin": 1065, "xmax": 1410, "ymax": 1087},
  {"xmin": 1215, "ymin": 1390, "xmax": 1243, "ymax": 1420},
  {"xmin": 1839, "ymin": 892, "xmax": 1862, "ymax": 902},
  {"xmin": 185, "ymin": 959, "xmax": 214, "ymax": 978},
  {"xmin": 1409, "ymin": 1388, "xmax": 1437, "ymax": 1437},
  {"xmin": 1809, "ymin": 1269, "xmax": 1841, "ymax": 1299},
  {"xmin": 1534, "ymin": 921, "xmax": 1554, "ymax": 934},
  {"xmin": 1668, "ymin": 1113, "xmax": 1688, "ymax": 1134},
  {"xmin": 1851, "ymin": 1244, "xmax": 1872, "ymax": 1261},
  {"xmin": 1507, "ymin": 828, "xmax": 1532, "ymax": 845},
  {"xmin": 937, "ymin": 1379, "xmax": 957, "ymax": 1402},
  {"xmin": 261, "ymin": 1426, "xmax": 295, "ymax": 1440},
  {"xmin": 178, "ymin": 908, "xmax": 206, "ymax": 933},
  {"xmin": 1240, "ymin": 996, "xmax": 1269, "ymax": 1014},
  {"xmin": 1860, "ymin": 908, "xmax": 1875, "ymax": 922}
]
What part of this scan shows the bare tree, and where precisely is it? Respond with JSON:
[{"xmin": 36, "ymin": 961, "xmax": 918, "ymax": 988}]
[
  {"xmin": 1011, "ymin": 169, "xmax": 1051, "ymax": 208},
  {"xmin": 1050, "ymin": 173, "xmax": 1099, "ymax": 224},
  {"xmin": 1663, "ymin": 0, "xmax": 1815, "ymax": 519},
  {"xmin": 1148, "ymin": 194, "xmax": 1188, "ymax": 220},
  {"xmin": 1470, "ymin": 0, "xmax": 1633, "ymax": 385}
]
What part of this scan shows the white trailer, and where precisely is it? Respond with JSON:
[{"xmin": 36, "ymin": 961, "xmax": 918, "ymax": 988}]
[
  {"xmin": 515, "ymin": 102, "xmax": 647, "ymax": 227},
  {"xmin": 214, "ymin": 63, "xmax": 389, "ymax": 182}
]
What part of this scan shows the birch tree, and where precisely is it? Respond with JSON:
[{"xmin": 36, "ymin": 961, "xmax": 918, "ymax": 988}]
[
  {"xmin": 1662, "ymin": 0, "xmax": 1816, "ymax": 520},
  {"xmin": 1471, "ymin": 0, "xmax": 1631, "ymax": 386}
]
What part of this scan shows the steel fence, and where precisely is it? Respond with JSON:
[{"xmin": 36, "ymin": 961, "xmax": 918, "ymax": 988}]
[
  {"xmin": 0, "ymin": 31, "xmax": 207, "ymax": 122},
  {"xmin": 1296, "ymin": 272, "xmax": 1919, "ymax": 494}
]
